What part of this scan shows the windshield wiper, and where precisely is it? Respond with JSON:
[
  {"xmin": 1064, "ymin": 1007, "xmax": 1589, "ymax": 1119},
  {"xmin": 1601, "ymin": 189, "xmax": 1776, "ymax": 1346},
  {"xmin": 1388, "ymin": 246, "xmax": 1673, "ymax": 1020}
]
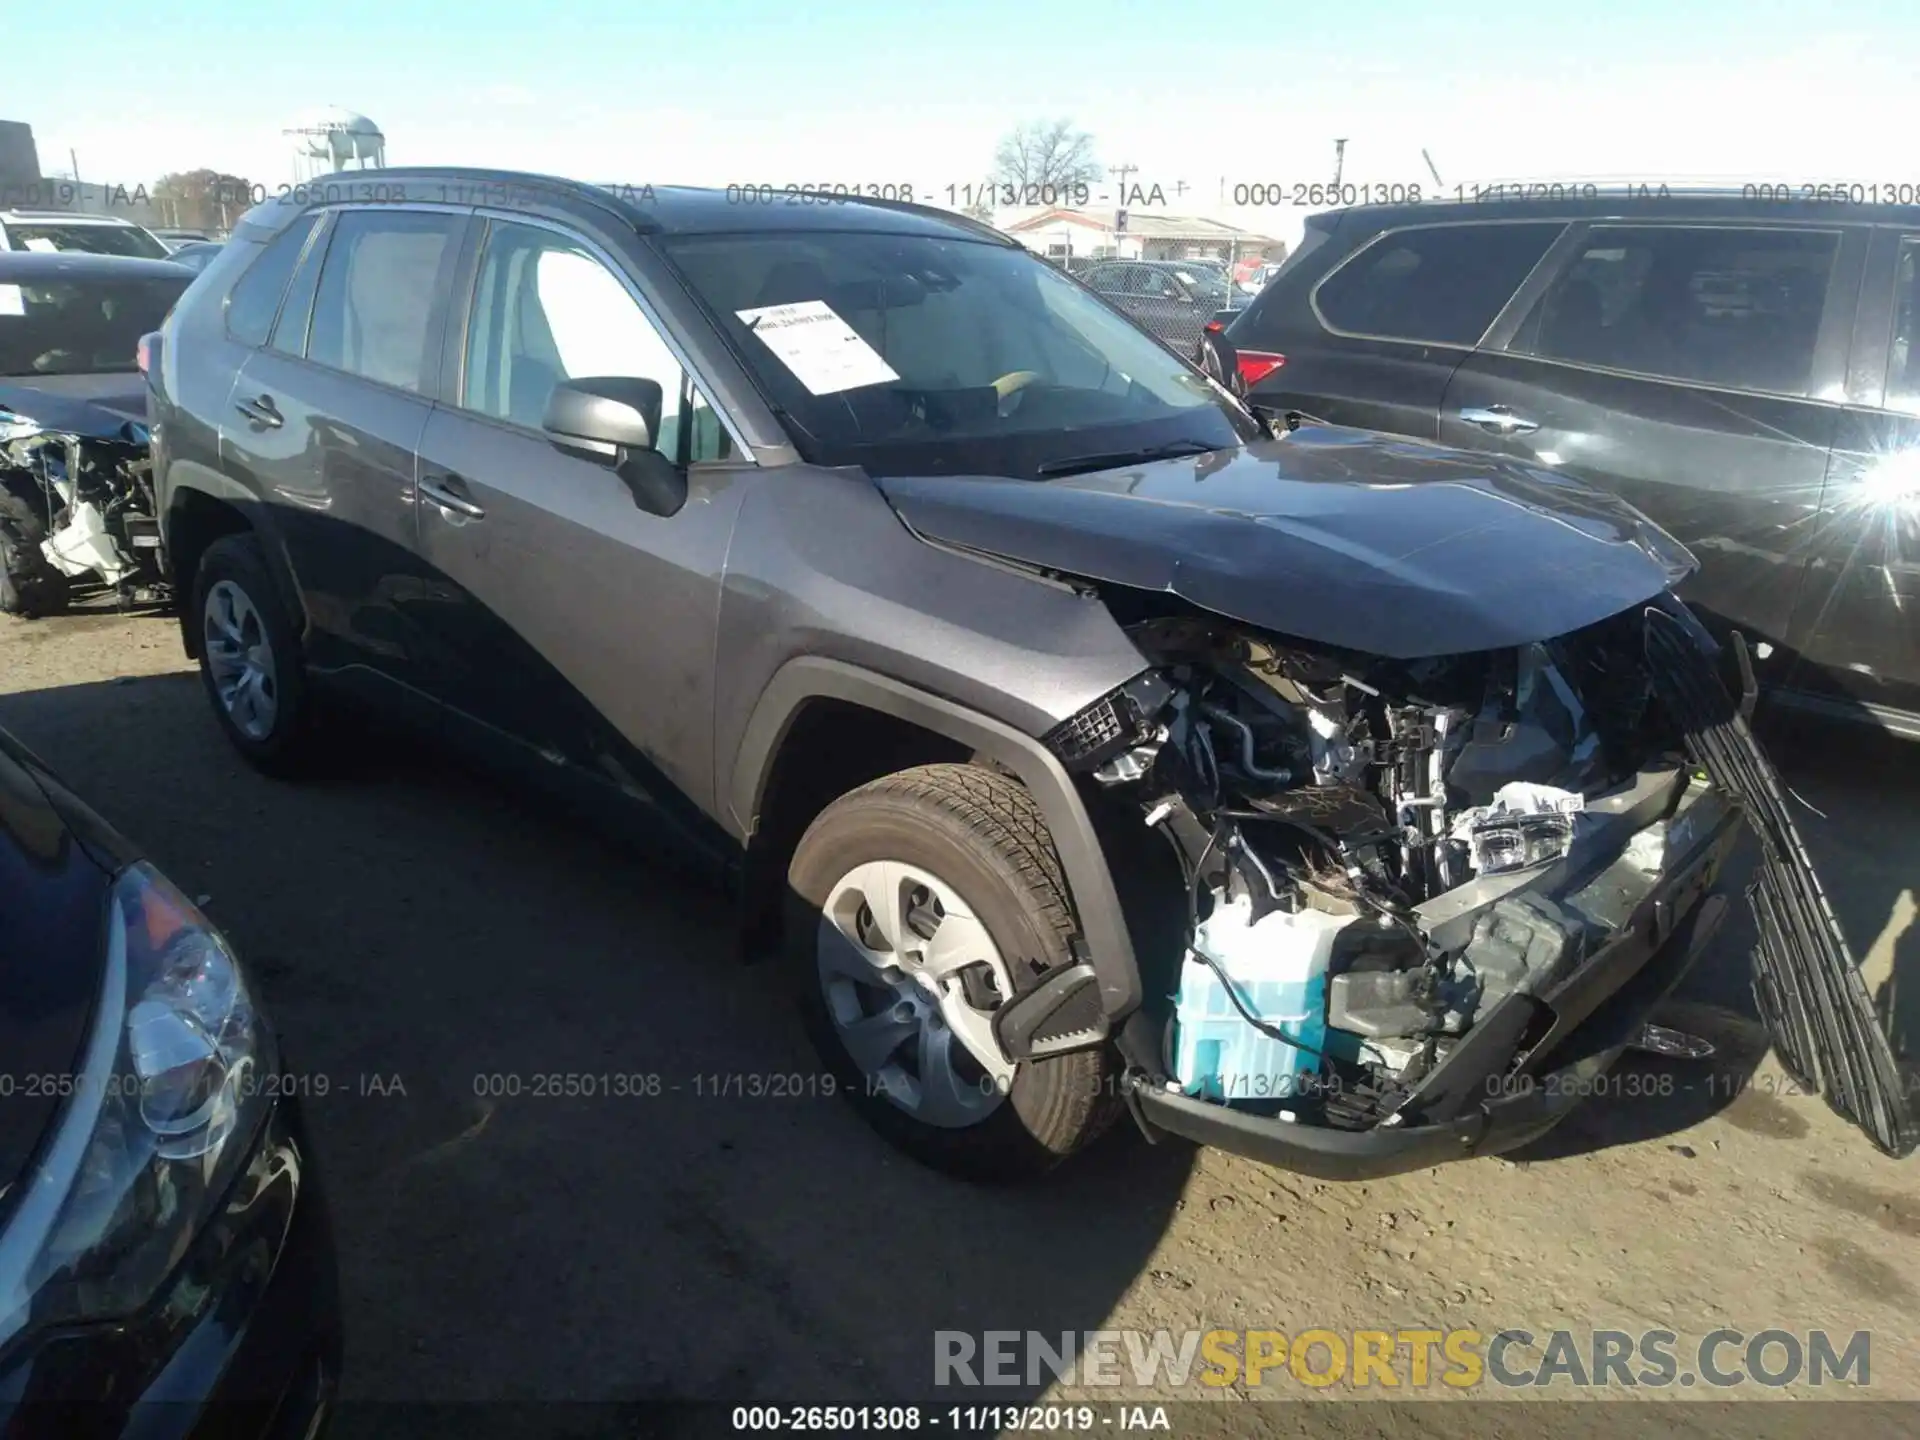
[{"xmin": 1035, "ymin": 439, "xmax": 1218, "ymax": 479}]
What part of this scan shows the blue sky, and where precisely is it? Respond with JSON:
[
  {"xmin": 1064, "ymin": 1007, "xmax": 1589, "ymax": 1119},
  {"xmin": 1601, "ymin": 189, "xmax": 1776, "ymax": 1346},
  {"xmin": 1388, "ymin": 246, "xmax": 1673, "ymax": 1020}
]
[{"xmin": 13, "ymin": 0, "xmax": 1919, "ymax": 243}]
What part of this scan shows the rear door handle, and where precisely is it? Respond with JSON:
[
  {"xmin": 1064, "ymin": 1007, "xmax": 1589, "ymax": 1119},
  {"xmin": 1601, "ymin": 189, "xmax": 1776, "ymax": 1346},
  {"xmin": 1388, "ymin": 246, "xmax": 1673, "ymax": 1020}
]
[
  {"xmin": 1458, "ymin": 405, "xmax": 1539, "ymax": 436},
  {"xmin": 235, "ymin": 393, "xmax": 282, "ymax": 429},
  {"xmin": 419, "ymin": 472, "xmax": 485, "ymax": 520}
]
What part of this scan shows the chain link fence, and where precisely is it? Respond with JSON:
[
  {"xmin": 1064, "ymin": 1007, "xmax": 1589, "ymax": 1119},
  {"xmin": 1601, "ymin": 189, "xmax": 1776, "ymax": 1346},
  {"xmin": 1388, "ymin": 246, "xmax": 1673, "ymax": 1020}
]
[{"xmin": 1035, "ymin": 245, "xmax": 1285, "ymax": 364}]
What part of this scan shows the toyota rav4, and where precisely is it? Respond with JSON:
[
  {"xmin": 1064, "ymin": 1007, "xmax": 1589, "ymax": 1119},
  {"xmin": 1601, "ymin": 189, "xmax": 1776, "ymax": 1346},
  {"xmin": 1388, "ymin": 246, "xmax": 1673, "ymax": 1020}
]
[{"xmin": 145, "ymin": 171, "xmax": 1914, "ymax": 1181}]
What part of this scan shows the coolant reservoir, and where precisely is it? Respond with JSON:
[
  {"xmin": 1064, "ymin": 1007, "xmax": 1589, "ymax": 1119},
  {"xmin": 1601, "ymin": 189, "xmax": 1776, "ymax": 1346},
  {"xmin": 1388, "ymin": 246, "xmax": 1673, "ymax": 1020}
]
[{"xmin": 1173, "ymin": 896, "xmax": 1352, "ymax": 1104}]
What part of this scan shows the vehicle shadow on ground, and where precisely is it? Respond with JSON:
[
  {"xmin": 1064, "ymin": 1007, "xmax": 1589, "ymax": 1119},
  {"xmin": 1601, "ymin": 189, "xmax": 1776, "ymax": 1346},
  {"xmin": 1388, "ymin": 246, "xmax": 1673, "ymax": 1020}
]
[
  {"xmin": 0, "ymin": 670, "xmax": 1197, "ymax": 1408},
  {"xmin": 1512, "ymin": 710, "xmax": 1920, "ymax": 1164}
]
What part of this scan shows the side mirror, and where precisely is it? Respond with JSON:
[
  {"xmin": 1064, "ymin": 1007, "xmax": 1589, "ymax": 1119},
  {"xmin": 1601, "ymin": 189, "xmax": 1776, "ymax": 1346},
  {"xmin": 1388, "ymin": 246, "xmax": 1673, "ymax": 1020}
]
[{"xmin": 541, "ymin": 376, "xmax": 687, "ymax": 518}]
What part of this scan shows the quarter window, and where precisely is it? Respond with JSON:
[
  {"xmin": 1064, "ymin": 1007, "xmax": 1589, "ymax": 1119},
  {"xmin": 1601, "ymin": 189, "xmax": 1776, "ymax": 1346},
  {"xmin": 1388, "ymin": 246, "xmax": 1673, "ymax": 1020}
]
[
  {"xmin": 307, "ymin": 210, "xmax": 461, "ymax": 393},
  {"xmin": 1515, "ymin": 225, "xmax": 1839, "ymax": 396},
  {"xmin": 269, "ymin": 215, "xmax": 332, "ymax": 357},
  {"xmin": 1315, "ymin": 223, "xmax": 1562, "ymax": 346},
  {"xmin": 225, "ymin": 214, "xmax": 321, "ymax": 348}
]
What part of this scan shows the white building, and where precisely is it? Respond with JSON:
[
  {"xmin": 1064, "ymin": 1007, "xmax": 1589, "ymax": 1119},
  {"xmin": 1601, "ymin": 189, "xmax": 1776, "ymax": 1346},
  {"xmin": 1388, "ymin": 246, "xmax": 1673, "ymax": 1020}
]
[{"xmin": 1000, "ymin": 207, "xmax": 1280, "ymax": 266}]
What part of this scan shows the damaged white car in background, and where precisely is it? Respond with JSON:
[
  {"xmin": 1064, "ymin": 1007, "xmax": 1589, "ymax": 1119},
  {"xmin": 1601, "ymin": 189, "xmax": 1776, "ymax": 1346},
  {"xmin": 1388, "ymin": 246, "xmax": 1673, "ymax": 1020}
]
[{"xmin": 0, "ymin": 249, "xmax": 189, "ymax": 616}]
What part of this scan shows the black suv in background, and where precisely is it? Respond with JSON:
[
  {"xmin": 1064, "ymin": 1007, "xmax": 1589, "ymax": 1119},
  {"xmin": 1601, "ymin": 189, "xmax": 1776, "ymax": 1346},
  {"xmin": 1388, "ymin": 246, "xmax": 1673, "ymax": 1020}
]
[{"xmin": 1216, "ymin": 190, "xmax": 1920, "ymax": 735}]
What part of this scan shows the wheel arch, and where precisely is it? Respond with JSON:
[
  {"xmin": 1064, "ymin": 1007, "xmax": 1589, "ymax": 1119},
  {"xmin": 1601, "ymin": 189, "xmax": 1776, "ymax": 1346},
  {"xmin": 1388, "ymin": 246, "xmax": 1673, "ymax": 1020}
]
[
  {"xmin": 728, "ymin": 656, "xmax": 1144, "ymax": 1020},
  {"xmin": 163, "ymin": 476, "xmax": 304, "ymax": 659}
]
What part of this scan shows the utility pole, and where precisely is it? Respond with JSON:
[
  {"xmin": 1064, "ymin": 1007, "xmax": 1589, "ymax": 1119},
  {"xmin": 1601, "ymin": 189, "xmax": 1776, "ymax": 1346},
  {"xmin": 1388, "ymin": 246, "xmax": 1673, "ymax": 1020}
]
[
  {"xmin": 1108, "ymin": 162, "xmax": 1137, "ymax": 254},
  {"xmin": 1422, "ymin": 148, "xmax": 1444, "ymax": 188},
  {"xmin": 1332, "ymin": 139, "xmax": 1347, "ymax": 187}
]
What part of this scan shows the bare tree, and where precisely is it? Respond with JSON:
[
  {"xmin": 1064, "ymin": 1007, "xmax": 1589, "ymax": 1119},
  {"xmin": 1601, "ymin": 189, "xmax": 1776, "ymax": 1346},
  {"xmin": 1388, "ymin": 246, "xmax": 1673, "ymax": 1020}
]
[{"xmin": 991, "ymin": 120, "xmax": 1101, "ymax": 194}]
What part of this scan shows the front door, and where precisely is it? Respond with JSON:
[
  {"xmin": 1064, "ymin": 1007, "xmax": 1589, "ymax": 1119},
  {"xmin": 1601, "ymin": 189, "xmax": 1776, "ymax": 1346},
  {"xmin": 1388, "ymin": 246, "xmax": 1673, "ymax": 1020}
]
[
  {"xmin": 1440, "ymin": 221, "xmax": 1861, "ymax": 649},
  {"xmin": 410, "ymin": 215, "xmax": 753, "ymax": 842}
]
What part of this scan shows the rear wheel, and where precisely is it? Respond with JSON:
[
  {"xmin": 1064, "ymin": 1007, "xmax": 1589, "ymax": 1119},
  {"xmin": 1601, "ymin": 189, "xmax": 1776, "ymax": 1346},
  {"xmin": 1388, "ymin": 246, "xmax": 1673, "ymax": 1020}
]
[
  {"xmin": 787, "ymin": 764, "xmax": 1122, "ymax": 1181},
  {"xmin": 191, "ymin": 534, "xmax": 325, "ymax": 775},
  {"xmin": 0, "ymin": 489, "xmax": 70, "ymax": 618}
]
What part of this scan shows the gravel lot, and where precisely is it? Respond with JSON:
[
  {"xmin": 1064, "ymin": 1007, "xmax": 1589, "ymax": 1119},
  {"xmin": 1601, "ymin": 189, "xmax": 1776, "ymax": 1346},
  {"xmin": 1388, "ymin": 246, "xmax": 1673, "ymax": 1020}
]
[{"xmin": 3, "ymin": 603, "xmax": 1917, "ymax": 1433}]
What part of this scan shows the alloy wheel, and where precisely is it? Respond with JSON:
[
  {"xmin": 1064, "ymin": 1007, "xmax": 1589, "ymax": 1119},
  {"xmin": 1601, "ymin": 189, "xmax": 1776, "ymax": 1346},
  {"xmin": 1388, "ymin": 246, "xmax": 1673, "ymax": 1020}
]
[{"xmin": 202, "ymin": 579, "xmax": 279, "ymax": 741}]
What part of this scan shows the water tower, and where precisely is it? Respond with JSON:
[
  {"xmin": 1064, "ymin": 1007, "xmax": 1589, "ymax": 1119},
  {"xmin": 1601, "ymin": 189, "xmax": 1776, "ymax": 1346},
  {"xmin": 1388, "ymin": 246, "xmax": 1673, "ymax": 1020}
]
[{"xmin": 284, "ymin": 107, "xmax": 386, "ymax": 181}]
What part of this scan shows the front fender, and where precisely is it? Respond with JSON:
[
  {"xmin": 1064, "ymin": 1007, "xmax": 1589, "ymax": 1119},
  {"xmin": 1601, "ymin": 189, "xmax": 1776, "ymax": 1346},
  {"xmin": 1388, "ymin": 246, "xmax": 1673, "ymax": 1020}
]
[{"xmin": 729, "ymin": 656, "xmax": 1143, "ymax": 1021}]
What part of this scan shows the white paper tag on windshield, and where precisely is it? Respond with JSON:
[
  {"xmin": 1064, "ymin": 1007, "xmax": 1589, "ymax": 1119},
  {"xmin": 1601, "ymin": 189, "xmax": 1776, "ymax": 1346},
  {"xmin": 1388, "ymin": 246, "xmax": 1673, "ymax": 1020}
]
[
  {"xmin": 734, "ymin": 299, "xmax": 899, "ymax": 396},
  {"xmin": 21, "ymin": 238, "xmax": 57, "ymax": 253},
  {"xmin": 0, "ymin": 284, "xmax": 23, "ymax": 316}
]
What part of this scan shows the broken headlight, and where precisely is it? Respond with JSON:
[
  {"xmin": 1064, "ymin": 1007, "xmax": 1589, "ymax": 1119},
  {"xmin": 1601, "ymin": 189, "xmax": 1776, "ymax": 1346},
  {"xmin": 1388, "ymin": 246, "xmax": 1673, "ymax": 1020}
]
[{"xmin": 0, "ymin": 863, "xmax": 272, "ymax": 1347}]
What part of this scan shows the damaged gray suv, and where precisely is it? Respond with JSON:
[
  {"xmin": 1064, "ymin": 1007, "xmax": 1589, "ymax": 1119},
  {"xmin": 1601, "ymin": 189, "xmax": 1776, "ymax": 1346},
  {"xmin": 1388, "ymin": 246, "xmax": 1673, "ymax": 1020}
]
[{"xmin": 146, "ymin": 171, "xmax": 1915, "ymax": 1180}]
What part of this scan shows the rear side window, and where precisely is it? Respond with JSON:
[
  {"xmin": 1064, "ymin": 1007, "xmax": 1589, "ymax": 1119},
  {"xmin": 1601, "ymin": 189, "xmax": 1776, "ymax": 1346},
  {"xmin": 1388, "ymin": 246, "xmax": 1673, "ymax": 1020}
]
[
  {"xmin": 1314, "ymin": 222, "xmax": 1562, "ymax": 345},
  {"xmin": 224, "ymin": 214, "xmax": 321, "ymax": 347},
  {"xmin": 308, "ymin": 210, "xmax": 461, "ymax": 393},
  {"xmin": 1515, "ymin": 225, "xmax": 1839, "ymax": 396}
]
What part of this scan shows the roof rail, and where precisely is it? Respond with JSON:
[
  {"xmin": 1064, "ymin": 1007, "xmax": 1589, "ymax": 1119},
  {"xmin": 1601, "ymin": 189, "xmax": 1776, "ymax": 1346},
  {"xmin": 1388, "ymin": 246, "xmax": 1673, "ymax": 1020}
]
[
  {"xmin": 295, "ymin": 167, "xmax": 668, "ymax": 232},
  {"xmin": 273, "ymin": 168, "xmax": 1020, "ymax": 243}
]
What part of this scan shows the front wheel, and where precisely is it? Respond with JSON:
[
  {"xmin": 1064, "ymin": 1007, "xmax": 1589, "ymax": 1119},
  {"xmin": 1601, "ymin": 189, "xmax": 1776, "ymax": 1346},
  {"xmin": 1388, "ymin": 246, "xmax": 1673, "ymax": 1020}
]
[
  {"xmin": 0, "ymin": 489, "xmax": 70, "ymax": 618},
  {"xmin": 786, "ymin": 764, "xmax": 1122, "ymax": 1181}
]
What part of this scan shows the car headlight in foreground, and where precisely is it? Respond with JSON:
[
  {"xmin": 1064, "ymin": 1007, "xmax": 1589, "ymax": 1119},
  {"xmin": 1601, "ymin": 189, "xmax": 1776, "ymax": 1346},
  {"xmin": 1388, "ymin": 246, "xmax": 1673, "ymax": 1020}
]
[{"xmin": 0, "ymin": 862, "xmax": 273, "ymax": 1349}]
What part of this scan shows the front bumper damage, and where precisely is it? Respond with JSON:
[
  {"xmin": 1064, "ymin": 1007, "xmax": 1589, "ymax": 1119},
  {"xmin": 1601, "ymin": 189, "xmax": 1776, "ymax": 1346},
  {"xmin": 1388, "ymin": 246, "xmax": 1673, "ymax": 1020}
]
[
  {"xmin": 0, "ymin": 406, "xmax": 164, "ymax": 614},
  {"xmin": 1128, "ymin": 772, "xmax": 1742, "ymax": 1179},
  {"xmin": 1644, "ymin": 609, "xmax": 1918, "ymax": 1159},
  {"xmin": 1011, "ymin": 596, "xmax": 1916, "ymax": 1176}
]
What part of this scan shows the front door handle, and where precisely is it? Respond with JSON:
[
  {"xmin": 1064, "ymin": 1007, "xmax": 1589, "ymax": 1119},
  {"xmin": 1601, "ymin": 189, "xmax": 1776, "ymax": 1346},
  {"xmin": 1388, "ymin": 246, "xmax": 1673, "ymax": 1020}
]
[
  {"xmin": 235, "ymin": 393, "xmax": 282, "ymax": 429},
  {"xmin": 1459, "ymin": 405, "xmax": 1539, "ymax": 436},
  {"xmin": 419, "ymin": 472, "xmax": 486, "ymax": 520}
]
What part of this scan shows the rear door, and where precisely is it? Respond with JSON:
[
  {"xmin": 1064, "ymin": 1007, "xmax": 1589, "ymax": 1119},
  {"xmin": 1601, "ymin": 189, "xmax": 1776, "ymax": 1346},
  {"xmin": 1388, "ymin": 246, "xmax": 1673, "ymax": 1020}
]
[
  {"xmin": 1243, "ymin": 219, "xmax": 1566, "ymax": 438},
  {"xmin": 223, "ymin": 204, "xmax": 468, "ymax": 695},
  {"xmin": 409, "ymin": 212, "xmax": 754, "ymax": 843},
  {"xmin": 1439, "ymin": 221, "xmax": 1863, "ymax": 649},
  {"xmin": 1793, "ymin": 226, "xmax": 1920, "ymax": 706}
]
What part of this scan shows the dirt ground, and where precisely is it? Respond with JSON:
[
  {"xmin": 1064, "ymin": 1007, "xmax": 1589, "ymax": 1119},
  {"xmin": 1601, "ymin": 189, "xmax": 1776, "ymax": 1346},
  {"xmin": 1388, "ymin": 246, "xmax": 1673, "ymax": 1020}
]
[{"xmin": 3, "ymin": 603, "xmax": 1917, "ymax": 1436}]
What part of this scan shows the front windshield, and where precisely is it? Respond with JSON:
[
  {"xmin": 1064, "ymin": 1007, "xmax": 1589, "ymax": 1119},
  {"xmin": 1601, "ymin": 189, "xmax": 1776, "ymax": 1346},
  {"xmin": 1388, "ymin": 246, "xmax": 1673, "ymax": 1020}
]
[
  {"xmin": 0, "ymin": 274, "xmax": 188, "ymax": 375},
  {"xmin": 661, "ymin": 230, "xmax": 1258, "ymax": 478},
  {"xmin": 7, "ymin": 223, "xmax": 171, "ymax": 260}
]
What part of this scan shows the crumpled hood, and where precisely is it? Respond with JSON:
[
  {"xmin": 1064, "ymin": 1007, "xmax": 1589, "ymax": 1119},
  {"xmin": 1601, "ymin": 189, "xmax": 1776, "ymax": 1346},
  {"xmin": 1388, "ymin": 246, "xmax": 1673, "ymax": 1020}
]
[
  {"xmin": 875, "ymin": 425, "xmax": 1698, "ymax": 658},
  {"xmin": 0, "ymin": 373, "xmax": 150, "ymax": 443}
]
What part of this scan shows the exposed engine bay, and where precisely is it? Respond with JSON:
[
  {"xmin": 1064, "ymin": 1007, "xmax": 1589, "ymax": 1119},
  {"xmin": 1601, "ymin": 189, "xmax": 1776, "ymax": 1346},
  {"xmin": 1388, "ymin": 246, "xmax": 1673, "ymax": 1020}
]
[
  {"xmin": 1040, "ymin": 600, "xmax": 1918, "ymax": 1159},
  {"xmin": 0, "ymin": 416, "xmax": 165, "ymax": 616}
]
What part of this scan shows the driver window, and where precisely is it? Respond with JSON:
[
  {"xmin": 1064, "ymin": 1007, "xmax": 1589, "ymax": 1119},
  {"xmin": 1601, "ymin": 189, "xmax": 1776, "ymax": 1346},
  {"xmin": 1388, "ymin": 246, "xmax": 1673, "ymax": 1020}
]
[{"xmin": 463, "ymin": 220, "xmax": 686, "ymax": 456}]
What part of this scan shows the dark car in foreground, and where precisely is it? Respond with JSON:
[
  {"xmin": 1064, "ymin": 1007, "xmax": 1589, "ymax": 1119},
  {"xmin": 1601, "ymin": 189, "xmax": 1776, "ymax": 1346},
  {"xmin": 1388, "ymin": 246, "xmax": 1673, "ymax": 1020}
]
[
  {"xmin": 1214, "ymin": 187, "xmax": 1920, "ymax": 737},
  {"xmin": 0, "ymin": 728, "xmax": 339, "ymax": 1434},
  {"xmin": 147, "ymin": 169, "xmax": 1912, "ymax": 1183},
  {"xmin": 0, "ymin": 250, "xmax": 192, "ymax": 615}
]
